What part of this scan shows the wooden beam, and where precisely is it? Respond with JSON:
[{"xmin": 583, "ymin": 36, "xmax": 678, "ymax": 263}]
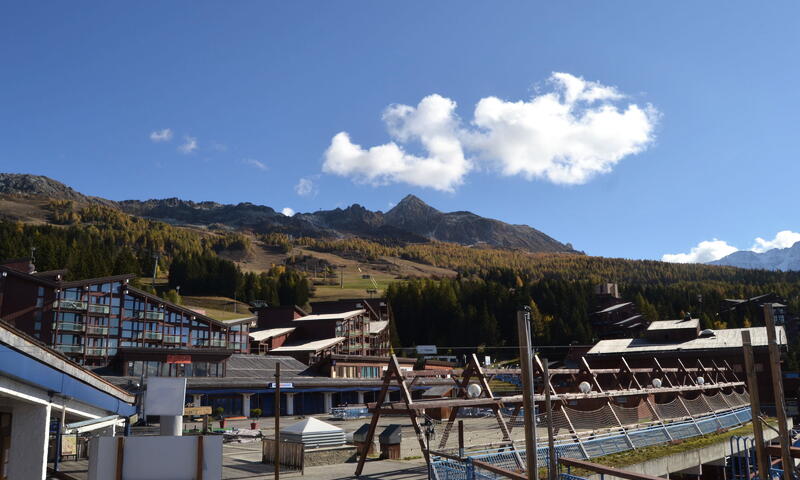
[
  {"xmin": 436, "ymin": 355, "xmax": 477, "ymax": 449},
  {"xmin": 763, "ymin": 303, "xmax": 793, "ymax": 480},
  {"xmin": 372, "ymin": 381, "xmax": 746, "ymax": 411},
  {"xmin": 742, "ymin": 329, "xmax": 770, "ymax": 480},
  {"xmin": 767, "ymin": 445, "xmax": 800, "ymax": 459},
  {"xmin": 355, "ymin": 357, "xmax": 396, "ymax": 476},
  {"xmin": 558, "ymin": 457, "xmax": 667, "ymax": 480},
  {"xmin": 366, "ymin": 408, "xmax": 415, "ymax": 415},
  {"xmin": 543, "ymin": 359, "xmax": 557, "ymax": 480},
  {"xmin": 472, "ymin": 459, "xmax": 528, "ymax": 480}
]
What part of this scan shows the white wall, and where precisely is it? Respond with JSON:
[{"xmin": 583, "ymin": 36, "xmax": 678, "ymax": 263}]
[
  {"xmin": 7, "ymin": 402, "xmax": 50, "ymax": 480},
  {"xmin": 89, "ymin": 435, "xmax": 222, "ymax": 480}
]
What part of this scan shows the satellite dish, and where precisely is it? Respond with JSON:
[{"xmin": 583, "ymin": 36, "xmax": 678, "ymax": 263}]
[
  {"xmin": 467, "ymin": 383, "xmax": 482, "ymax": 398},
  {"xmin": 697, "ymin": 377, "xmax": 705, "ymax": 385},
  {"xmin": 578, "ymin": 381, "xmax": 592, "ymax": 394},
  {"xmin": 651, "ymin": 378, "xmax": 662, "ymax": 388}
]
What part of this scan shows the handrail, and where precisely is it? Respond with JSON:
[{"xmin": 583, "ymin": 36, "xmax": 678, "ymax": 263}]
[
  {"xmin": 559, "ymin": 457, "xmax": 665, "ymax": 480},
  {"xmin": 471, "ymin": 459, "xmax": 528, "ymax": 480}
]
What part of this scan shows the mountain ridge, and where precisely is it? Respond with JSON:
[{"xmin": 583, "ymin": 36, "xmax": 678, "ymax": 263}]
[
  {"xmin": 0, "ymin": 173, "xmax": 578, "ymax": 253},
  {"xmin": 710, "ymin": 242, "xmax": 800, "ymax": 271}
]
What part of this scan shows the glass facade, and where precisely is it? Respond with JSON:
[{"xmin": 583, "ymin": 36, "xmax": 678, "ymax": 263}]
[
  {"xmin": 128, "ymin": 360, "xmax": 224, "ymax": 378},
  {"xmin": 48, "ymin": 279, "xmax": 247, "ymax": 365}
]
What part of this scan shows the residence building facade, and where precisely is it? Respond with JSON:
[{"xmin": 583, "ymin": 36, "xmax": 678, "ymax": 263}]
[{"xmin": 0, "ymin": 259, "xmax": 251, "ymax": 373}]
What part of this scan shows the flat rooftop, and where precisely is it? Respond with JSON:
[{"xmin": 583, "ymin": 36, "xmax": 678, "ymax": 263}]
[
  {"xmin": 270, "ymin": 337, "xmax": 346, "ymax": 352},
  {"xmin": 646, "ymin": 318, "xmax": 700, "ymax": 330},
  {"xmin": 249, "ymin": 327, "xmax": 295, "ymax": 342},
  {"xmin": 588, "ymin": 325, "xmax": 786, "ymax": 355},
  {"xmin": 293, "ymin": 309, "xmax": 366, "ymax": 322}
]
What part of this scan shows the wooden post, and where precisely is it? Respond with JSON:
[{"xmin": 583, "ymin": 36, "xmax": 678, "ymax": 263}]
[
  {"xmin": 742, "ymin": 330, "xmax": 770, "ymax": 480},
  {"xmin": 543, "ymin": 360, "xmax": 557, "ymax": 480},
  {"xmin": 470, "ymin": 353, "xmax": 522, "ymax": 467},
  {"xmin": 763, "ymin": 303, "xmax": 793, "ymax": 480},
  {"xmin": 355, "ymin": 360, "xmax": 395, "ymax": 476},
  {"xmin": 516, "ymin": 307, "xmax": 537, "ymax": 479},
  {"xmin": 115, "ymin": 436, "xmax": 125, "ymax": 480},
  {"xmin": 196, "ymin": 435, "xmax": 204, "ymax": 480},
  {"xmin": 274, "ymin": 363, "xmax": 281, "ymax": 480}
]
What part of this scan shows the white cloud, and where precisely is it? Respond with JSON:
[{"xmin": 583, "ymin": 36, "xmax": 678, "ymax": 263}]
[
  {"xmin": 149, "ymin": 128, "xmax": 173, "ymax": 142},
  {"xmin": 323, "ymin": 94, "xmax": 470, "ymax": 192},
  {"xmin": 295, "ymin": 178, "xmax": 314, "ymax": 196},
  {"xmin": 470, "ymin": 73, "xmax": 657, "ymax": 185},
  {"xmin": 322, "ymin": 73, "xmax": 658, "ymax": 191},
  {"xmin": 751, "ymin": 230, "xmax": 800, "ymax": 253},
  {"xmin": 662, "ymin": 239, "xmax": 738, "ymax": 264},
  {"xmin": 663, "ymin": 230, "xmax": 800, "ymax": 263},
  {"xmin": 243, "ymin": 158, "xmax": 268, "ymax": 171},
  {"xmin": 281, "ymin": 207, "xmax": 295, "ymax": 217},
  {"xmin": 178, "ymin": 136, "xmax": 198, "ymax": 154}
]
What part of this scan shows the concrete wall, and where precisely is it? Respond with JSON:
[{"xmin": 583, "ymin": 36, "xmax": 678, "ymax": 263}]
[{"xmin": 592, "ymin": 420, "xmax": 789, "ymax": 480}]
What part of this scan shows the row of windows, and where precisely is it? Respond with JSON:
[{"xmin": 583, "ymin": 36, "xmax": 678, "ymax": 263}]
[
  {"xmin": 128, "ymin": 360, "xmax": 224, "ymax": 378},
  {"xmin": 334, "ymin": 365, "xmax": 382, "ymax": 378},
  {"xmin": 45, "ymin": 282, "xmax": 249, "ymax": 353}
]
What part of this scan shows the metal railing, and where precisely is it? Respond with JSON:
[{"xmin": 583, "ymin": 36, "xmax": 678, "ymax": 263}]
[
  {"xmin": 87, "ymin": 304, "xmax": 111, "ymax": 314},
  {"xmin": 53, "ymin": 300, "xmax": 87, "ymax": 311},
  {"xmin": 433, "ymin": 407, "xmax": 753, "ymax": 479},
  {"xmin": 137, "ymin": 331, "xmax": 163, "ymax": 341},
  {"xmin": 56, "ymin": 345, "xmax": 83, "ymax": 354},
  {"xmin": 85, "ymin": 325, "xmax": 109, "ymax": 335},
  {"xmin": 57, "ymin": 322, "xmax": 85, "ymax": 332}
]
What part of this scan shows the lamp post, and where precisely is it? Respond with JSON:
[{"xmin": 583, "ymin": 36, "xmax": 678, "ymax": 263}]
[{"xmin": 422, "ymin": 417, "xmax": 435, "ymax": 480}]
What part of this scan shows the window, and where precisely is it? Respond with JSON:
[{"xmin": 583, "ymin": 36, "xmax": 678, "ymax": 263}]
[
  {"xmin": 194, "ymin": 362, "xmax": 208, "ymax": 377},
  {"xmin": 146, "ymin": 361, "xmax": 160, "ymax": 377}
]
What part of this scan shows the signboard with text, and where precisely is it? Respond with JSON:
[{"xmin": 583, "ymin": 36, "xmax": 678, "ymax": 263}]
[
  {"xmin": 183, "ymin": 406, "xmax": 212, "ymax": 416},
  {"xmin": 167, "ymin": 355, "xmax": 192, "ymax": 364},
  {"xmin": 268, "ymin": 382, "xmax": 294, "ymax": 389},
  {"xmin": 416, "ymin": 345, "xmax": 438, "ymax": 355}
]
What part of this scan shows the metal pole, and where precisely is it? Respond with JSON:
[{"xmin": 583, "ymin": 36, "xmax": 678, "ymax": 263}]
[
  {"xmin": 543, "ymin": 360, "xmax": 557, "ymax": 480},
  {"xmin": 763, "ymin": 303, "xmax": 793, "ymax": 480},
  {"xmin": 274, "ymin": 363, "xmax": 281, "ymax": 480},
  {"xmin": 516, "ymin": 307, "xmax": 537, "ymax": 479},
  {"xmin": 458, "ymin": 420, "xmax": 465, "ymax": 458},
  {"xmin": 426, "ymin": 427, "xmax": 432, "ymax": 480},
  {"xmin": 151, "ymin": 253, "xmax": 159, "ymax": 290},
  {"xmin": 742, "ymin": 330, "xmax": 769, "ymax": 480}
]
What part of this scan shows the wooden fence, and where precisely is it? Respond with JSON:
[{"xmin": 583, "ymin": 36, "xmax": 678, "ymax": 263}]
[{"xmin": 262, "ymin": 438, "xmax": 304, "ymax": 474}]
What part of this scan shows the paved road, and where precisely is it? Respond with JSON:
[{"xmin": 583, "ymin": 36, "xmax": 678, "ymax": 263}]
[{"xmin": 50, "ymin": 441, "xmax": 428, "ymax": 480}]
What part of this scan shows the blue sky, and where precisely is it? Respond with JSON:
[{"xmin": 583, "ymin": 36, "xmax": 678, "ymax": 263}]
[{"xmin": 2, "ymin": 2, "xmax": 799, "ymax": 261}]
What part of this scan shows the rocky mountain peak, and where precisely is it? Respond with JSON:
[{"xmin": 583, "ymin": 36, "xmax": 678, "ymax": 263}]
[{"xmin": 0, "ymin": 173, "xmax": 88, "ymax": 202}]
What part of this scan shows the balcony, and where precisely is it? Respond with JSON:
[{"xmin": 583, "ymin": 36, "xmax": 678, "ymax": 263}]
[
  {"xmin": 87, "ymin": 304, "xmax": 111, "ymax": 315},
  {"xmin": 202, "ymin": 339, "xmax": 227, "ymax": 348},
  {"xmin": 136, "ymin": 311, "xmax": 164, "ymax": 321},
  {"xmin": 85, "ymin": 347, "xmax": 106, "ymax": 356},
  {"xmin": 53, "ymin": 300, "xmax": 87, "ymax": 311},
  {"xmin": 58, "ymin": 322, "xmax": 85, "ymax": 333},
  {"xmin": 163, "ymin": 334, "xmax": 181, "ymax": 344},
  {"xmin": 137, "ymin": 331, "xmax": 163, "ymax": 341},
  {"xmin": 56, "ymin": 345, "xmax": 83, "ymax": 354},
  {"xmin": 86, "ymin": 325, "xmax": 109, "ymax": 335}
]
